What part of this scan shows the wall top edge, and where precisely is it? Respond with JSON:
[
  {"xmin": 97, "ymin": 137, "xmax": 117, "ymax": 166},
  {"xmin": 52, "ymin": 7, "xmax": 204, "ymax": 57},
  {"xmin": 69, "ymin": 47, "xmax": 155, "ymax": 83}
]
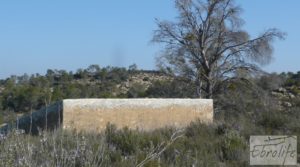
[
  {"xmin": 62, "ymin": 99, "xmax": 213, "ymax": 109},
  {"xmin": 63, "ymin": 98, "xmax": 213, "ymax": 101}
]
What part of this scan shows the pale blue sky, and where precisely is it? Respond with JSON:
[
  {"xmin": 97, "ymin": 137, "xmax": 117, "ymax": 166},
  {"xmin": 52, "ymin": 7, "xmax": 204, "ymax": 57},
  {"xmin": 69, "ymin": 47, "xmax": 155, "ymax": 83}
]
[{"xmin": 0, "ymin": 0, "xmax": 299, "ymax": 79}]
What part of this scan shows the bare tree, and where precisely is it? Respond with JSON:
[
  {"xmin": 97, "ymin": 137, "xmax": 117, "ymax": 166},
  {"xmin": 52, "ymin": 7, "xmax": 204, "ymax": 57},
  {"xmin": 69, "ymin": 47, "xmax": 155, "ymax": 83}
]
[{"xmin": 153, "ymin": 0, "xmax": 285, "ymax": 98}]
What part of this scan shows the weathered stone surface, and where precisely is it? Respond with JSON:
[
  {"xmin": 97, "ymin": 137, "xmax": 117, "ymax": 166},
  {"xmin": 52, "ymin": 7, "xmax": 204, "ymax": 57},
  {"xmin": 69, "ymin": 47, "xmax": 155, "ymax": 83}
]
[
  {"xmin": 63, "ymin": 99, "xmax": 213, "ymax": 132},
  {"xmin": 1, "ymin": 99, "xmax": 213, "ymax": 134}
]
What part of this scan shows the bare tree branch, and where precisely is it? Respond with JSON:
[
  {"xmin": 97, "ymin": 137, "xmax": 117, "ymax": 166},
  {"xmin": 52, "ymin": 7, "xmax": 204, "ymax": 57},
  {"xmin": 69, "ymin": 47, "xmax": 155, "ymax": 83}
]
[{"xmin": 135, "ymin": 129, "xmax": 185, "ymax": 167}]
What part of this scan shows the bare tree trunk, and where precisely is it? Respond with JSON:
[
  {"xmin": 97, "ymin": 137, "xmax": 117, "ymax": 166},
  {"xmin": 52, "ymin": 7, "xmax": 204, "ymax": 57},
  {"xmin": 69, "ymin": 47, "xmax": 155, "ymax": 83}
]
[
  {"xmin": 205, "ymin": 72, "xmax": 213, "ymax": 99},
  {"xmin": 199, "ymin": 80, "xmax": 203, "ymax": 98},
  {"xmin": 29, "ymin": 105, "xmax": 32, "ymax": 134},
  {"xmin": 196, "ymin": 74, "xmax": 203, "ymax": 98},
  {"xmin": 45, "ymin": 99, "xmax": 48, "ymax": 131},
  {"xmin": 205, "ymin": 81, "xmax": 213, "ymax": 99}
]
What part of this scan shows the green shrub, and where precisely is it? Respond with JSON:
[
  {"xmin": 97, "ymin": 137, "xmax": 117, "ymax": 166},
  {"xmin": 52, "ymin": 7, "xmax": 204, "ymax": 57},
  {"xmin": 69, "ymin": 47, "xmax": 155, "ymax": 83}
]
[
  {"xmin": 220, "ymin": 130, "xmax": 247, "ymax": 161},
  {"xmin": 258, "ymin": 111, "xmax": 287, "ymax": 131},
  {"xmin": 0, "ymin": 113, "xmax": 3, "ymax": 125},
  {"xmin": 142, "ymin": 77, "xmax": 150, "ymax": 81},
  {"xmin": 290, "ymin": 86, "xmax": 300, "ymax": 95}
]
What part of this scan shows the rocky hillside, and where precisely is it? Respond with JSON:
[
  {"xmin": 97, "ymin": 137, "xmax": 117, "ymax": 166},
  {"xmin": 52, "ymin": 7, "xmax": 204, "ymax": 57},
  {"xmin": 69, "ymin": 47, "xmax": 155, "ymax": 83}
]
[
  {"xmin": 0, "ymin": 66, "xmax": 178, "ymax": 124},
  {"xmin": 116, "ymin": 71, "xmax": 173, "ymax": 95},
  {"xmin": 271, "ymin": 86, "xmax": 300, "ymax": 109},
  {"xmin": 1, "ymin": 65, "xmax": 300, "ymax": 123}
]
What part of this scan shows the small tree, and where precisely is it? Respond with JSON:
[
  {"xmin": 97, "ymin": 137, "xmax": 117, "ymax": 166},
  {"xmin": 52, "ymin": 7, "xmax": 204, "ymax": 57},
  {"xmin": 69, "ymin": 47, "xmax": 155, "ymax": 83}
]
[
  {"xmin": 153, "ymin": 0, "xmax": 285, "ymax": 98},
  {"xmin": 128, "ymin": 64, "xmax": 138, "ymax": 75},
  {"xmin": 87, "ymin": 64, "xmax": 101, "ymax": 76}
]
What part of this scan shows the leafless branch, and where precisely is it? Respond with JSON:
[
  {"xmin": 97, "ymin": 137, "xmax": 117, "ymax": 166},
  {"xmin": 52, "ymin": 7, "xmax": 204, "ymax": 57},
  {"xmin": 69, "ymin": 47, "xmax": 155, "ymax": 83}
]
[{"xmin": 135, "ymin": 129, "xmax": 185, "ymax": 167}]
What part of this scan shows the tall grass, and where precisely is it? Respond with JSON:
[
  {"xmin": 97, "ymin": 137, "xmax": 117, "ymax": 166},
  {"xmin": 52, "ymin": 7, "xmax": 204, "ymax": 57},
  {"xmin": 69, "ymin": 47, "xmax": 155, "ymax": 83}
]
[
  {"xmin": 0, "ymin": 95, "xmax": 299, "ymax": 167},
  {"xmin": 2, "ymin": 116, "xmax": 297, "ymax": 167}
]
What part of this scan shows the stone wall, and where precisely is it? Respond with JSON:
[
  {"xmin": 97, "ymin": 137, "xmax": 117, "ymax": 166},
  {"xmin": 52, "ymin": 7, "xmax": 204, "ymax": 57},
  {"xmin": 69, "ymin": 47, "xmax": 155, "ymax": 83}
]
[
  {"xmin": 1, "ymin": 99, "xmax": 214, "ymax": 134},
  {"xmin": 63, "ymin": 99, "xmax": 213, "ymax": 132}
]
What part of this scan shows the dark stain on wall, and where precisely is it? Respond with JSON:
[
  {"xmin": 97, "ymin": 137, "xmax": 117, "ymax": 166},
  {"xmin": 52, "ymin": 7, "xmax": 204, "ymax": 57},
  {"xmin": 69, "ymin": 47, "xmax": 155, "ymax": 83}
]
[{"xmin": 0, "ymin": 101, "xmax": 63, "ymax": 135}]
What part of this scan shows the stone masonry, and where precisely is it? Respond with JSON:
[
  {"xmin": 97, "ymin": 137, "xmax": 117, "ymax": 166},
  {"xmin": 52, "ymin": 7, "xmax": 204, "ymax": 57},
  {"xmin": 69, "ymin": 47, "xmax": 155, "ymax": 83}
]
[{"xmin": 63, "ymin": 99, "xmax": 213, "ymax": 132}]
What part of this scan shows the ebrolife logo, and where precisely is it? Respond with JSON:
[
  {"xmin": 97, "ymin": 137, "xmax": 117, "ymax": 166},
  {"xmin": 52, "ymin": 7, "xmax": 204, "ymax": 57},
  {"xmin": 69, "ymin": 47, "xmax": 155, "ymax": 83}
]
[{"xmin": 250, "ymin": 136, "xmax": 297, "ymax": 165}]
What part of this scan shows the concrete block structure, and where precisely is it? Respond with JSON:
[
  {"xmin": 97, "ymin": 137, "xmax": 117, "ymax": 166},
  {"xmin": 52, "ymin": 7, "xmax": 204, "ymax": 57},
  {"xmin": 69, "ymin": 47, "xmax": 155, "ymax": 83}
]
[
  {"xmin": 63, "ymin": 99, "xmax": 213, "ymax": 132},
  {"xmin": 0, "ymin": 99, "xmax": 213, "ymax": 134}
]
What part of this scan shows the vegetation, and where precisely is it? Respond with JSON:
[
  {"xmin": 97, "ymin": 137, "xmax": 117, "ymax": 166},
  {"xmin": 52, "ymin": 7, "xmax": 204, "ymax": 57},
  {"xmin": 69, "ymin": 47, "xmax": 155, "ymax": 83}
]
[
  {"xmin": 1, "ymin": 65, "xmax": 300, "ymax": 118},
  {"xmin": 0, "ymin": 104, "xmax": 299, "ymax": 166},
  {"xmin": 0, "ymin": 65, "xmax": 171, "ymax": 122},
  {"xmin": 0, "ymin": 65, "xmax": 300, "ymax": 166}
]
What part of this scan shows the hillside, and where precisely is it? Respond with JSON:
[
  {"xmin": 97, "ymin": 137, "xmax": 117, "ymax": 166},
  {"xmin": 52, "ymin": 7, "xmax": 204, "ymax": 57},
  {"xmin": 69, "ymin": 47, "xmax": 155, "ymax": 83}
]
[
  {"xmin": 0, "ymin": 65, "xmax": 299, "ymax": 124},
  {"xmin": 0, "ymin": 65, "xmax": 300, "ymax": 166},
  {"xmin": 0, "ymin": 65, "xmax": 188, "ymax": 124}
]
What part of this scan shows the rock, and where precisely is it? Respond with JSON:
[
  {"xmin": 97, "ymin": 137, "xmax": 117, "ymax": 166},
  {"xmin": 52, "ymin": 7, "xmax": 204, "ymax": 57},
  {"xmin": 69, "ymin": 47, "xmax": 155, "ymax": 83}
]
[
  {"xmin": 283, "ymin": 102, "xmax": 292, "ymax": 107},
  {"xmin": 0, "ymin": 133, "xmax": 6, "ymax": 141},
  {"xmin": 271, "ymin": 91, "xmax": 285, "ymax": 98},
  {"xmin": 289, "ymin": 93, "xmax": 296, "ymax": 99},
  {"xmin": 271, "ymin": 91, "xmax": 280, "ymax": 96},
  {"xmin": 278, "ymin": 87, "xmax": 287, "ymax": 93},
  {"xmin": 0, "ymin": 87, "xmax": 4, "ymax": 94}
]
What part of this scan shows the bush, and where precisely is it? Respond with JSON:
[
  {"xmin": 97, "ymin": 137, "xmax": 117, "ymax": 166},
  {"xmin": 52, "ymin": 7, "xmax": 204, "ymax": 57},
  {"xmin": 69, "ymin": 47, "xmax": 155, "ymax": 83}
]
[
  {"xmin": 258, "ymin": 111, "xmax": 287, "ymax": 131},
  {"xmin": 127, "ymin": 83, "xmax": 147, "ymax": 98},
  {"xmin": 105, "ymin": 125, "xmax": 140, "ymax": 155},
  {"xmin": 220, "ymin": 130, "xmax": 247, "ymax": 161},
  {"xmin": 0, "ymin": 113, "xmax": 299, "ymax": 167},
  {"xmin": 0, "ymin": 113, "xmax": 3, "ymax": 125},
  {"xmin": 142, "ymin": 77, "xmax": 150, "ymax": 81}
]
